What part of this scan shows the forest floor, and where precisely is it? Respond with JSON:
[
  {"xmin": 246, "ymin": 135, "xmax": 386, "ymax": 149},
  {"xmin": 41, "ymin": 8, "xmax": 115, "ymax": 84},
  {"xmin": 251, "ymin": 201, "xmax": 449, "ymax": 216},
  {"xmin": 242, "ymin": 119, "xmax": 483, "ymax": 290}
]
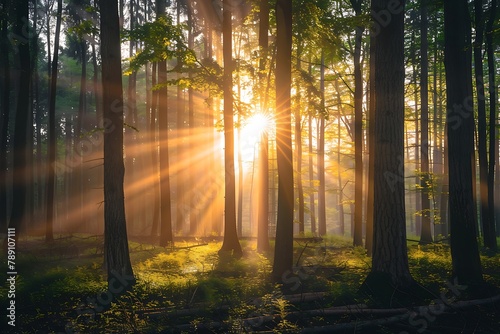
[{"xmin": 1, "ymin": 234, "xmax": 500, "ymax": 333}]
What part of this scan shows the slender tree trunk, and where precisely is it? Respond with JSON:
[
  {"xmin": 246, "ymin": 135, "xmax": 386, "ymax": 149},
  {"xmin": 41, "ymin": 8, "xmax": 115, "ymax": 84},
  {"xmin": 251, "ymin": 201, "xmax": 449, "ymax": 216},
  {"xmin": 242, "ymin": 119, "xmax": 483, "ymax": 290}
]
[
  {"xmin": 420, "ymin": 0, "xmax": 433, "ymax": 244},
  {"xmin": 187, "ymin": 2, "xmax": 198, "ymax": 236},
  {"xmin": 351, "ymin": 0, "xmax": 364, "ymax": 247},
  {"xmin": 156, "ymin": 0, "xmax": 173, "ymax": 247},
  {"xmin": 219, "ymin": 0, "xmax": 242, "ymax": 257},
  {"xmin": 91, "ymin": 12, "xmax": 103, "ymax": 234},
  {"xmin": 125, "ymin": 0, "xmax": 137, "ymax": 233},
  {"xmin": 33, "ymin": 0, "xmax": 44, "ymax": 224},
  {"xmin": 46, "ymin": 0, "xmax": 63, "ymax": 242},
  {"xmin": 258, "ymin": 132, "xmax": 270, "ymax": 251},
  {"xmin": 158, "ymin": 57, "xmax": 173, "ymax": 246},
  {"xmin": 295, "ymin": 47, "xmax": 305, "ymax": 234},
  {"xmin": 365, "ymin": 32, "xmax": 375, "ymax": 256},
  {"xmin": 318, "ymin": 52, "xmax": 326, "ymax": 236},
  {"xmin": 175, "ymin": 1, "xmax": 185, "ymax": 235},
  {"xmin": 439, "ymin": 56, "xmax": 449, "ymax": 237},
  {"xmin": 308, "ymin": 112, "xmax": 316, "ymax": 235},
  {"xmin": 149, "ymin": 62, "xmax": 161, "ymax": 238},
  {"xmin": 0, "ymin": 1, "xmax": 11, "ymax": 232},
  {"xmin": 237, "ymin": 100, "xmax": 243, "ymax": 236},
  {"xmin": 272, "ymin": 0, "xmax": 293, "ymax": 283},
  {"xmin": 432, "ymin": 27, "xmax": 443, "ymax": 239},
  {"xmin": 257, "ymin": 0, "xmax": 270, "ymax": 252},
  {"xmin": 77, "ymin": 39, "xmax": 87, "ymax": 230},
  {"xmin": 100, "ymin": 0, "xmax": 135, "ymax": 287},
  {"xmin": 9, "ymin": 0, "xmax": 32, "ymax": 240},
  {"xmin": 64, "ymin": 115, "xmax": 72, "ymax": 231},
  {"xmin": 335, "ymin": 82, "xmax": 345, "ymax": 236},
  {"xmin": 443, "ymin": 0, "xmax": 483, "ymax": 284},
  {"xmin": 474, "ymin": 0, "xmax": 491, "ymax": 249},
  {"xmin": 486, "ymin": 0, "xmax": 498, "ymax": 245}
]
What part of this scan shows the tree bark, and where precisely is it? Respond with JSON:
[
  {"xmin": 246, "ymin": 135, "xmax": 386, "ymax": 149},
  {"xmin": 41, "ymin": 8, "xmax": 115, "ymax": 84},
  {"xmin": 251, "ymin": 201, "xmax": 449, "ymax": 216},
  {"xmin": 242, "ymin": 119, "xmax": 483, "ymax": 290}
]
[
  {"xmin": 149, "ymin": 62, "xmax": 160, "ymax": 237},
  {"xmin": 366, "ymin": 0, "xmax": 413, "ymax": 287},
  {"xmin": 295, "ymin": 47, "xmax": 305, "ymax": 235},
  {"xmin": 486, "ymin": 0, "xmax": 498, "ymax": 244},
  {"xmin": 474, "ymin": 0, "xmax": 492, "ymax": 250},
  {"xmin": 187, "ymin": 1, "xmax": 198, "ymax": 236},
  {"xmin": 308, "ymin": 112, "xmax": 316, "ymax": 235},
  {"xmin": 100, "ymin": 0, "xmax": 135, "ymax": 287},
  {"xmin": 0, "ymin": 0, "xmax": 11, "ymax": 232},
  {"xmin": 443, "ymin": 0, "xmax": 483, "ymax": 284},
  {"xmin": 9, "ymin": 0, "xmax": 32, "ymax": 240},
  {"xmin": 365, "ymin": 32, "xmax": 375, "ymax": 256},
  {"xmin": 351, "ymin": 0, "xmax": 364, "ymax": 247},
  {"xmin": 419, "ymin": 0, "xmax": 433, "ymax": 244},
  {"xmin": 156, "ymin": 0, "xmax": 173, "ymax": 247},
  {"xmin": 125, "ymin": 0, "xmax": 137, "ymax": 233},
  {"xmin": 46, "ymin": 0, "xmax": 63, "ymax": 242},
  {"xmin": 175, "ymin": 1, "xmax": 185, "ymax": 235},
  {"xmin": 219, "ymin": 0, "xmax": 242, "ymax": 257},
  {"xmin": 257, "ymin": 0, "xmax": 270, "ymax": 252},
  {"xmin": 272, "ymin": 0, "xmax": 293, "ymax": 283},
  {"xmin": 317, "ymin": 52, "xmax": 326, "ymax": 236}
]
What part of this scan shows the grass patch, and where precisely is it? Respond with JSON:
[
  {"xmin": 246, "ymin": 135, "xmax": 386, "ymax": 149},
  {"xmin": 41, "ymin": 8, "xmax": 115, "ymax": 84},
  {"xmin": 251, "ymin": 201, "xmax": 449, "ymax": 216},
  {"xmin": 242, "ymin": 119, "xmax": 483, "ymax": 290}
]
[{"xmin": 1, "ymin": 234, "xmax": 499, "ymax": 333}]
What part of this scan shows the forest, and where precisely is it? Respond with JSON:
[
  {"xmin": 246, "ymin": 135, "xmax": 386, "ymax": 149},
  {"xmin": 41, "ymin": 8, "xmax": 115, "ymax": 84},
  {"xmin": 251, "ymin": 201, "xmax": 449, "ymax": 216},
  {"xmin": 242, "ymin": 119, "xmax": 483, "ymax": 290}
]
[{"xmin": 1, "ymin": 0, "xmax": 500, "ymax": 332}]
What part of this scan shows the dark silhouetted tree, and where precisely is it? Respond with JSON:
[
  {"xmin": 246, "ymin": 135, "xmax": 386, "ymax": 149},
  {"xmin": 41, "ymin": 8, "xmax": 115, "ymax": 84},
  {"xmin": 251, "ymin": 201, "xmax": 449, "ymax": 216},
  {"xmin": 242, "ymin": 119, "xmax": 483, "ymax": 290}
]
[
  {"xmin": 219, "ymin": 0, "xmax": 242, "ymax": 257},
  {"xmin": 443, "ymin": 0, "xmax": 483, "ymax": 284},
  {"xmin": 272, "ymin": 0, "xmax": 293, "ymax": 283},
  {"xmin": 100, "ymin": 0, "xmax": 135, "ymax": 287}
]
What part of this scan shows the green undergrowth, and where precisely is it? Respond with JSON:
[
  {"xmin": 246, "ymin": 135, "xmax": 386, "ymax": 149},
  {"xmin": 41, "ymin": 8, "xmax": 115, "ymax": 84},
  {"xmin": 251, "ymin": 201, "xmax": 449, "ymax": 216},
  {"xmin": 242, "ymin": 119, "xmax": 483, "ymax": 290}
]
[{"xmin": 1, "ymin": 234, "xmax": 499, "ymax": 333}]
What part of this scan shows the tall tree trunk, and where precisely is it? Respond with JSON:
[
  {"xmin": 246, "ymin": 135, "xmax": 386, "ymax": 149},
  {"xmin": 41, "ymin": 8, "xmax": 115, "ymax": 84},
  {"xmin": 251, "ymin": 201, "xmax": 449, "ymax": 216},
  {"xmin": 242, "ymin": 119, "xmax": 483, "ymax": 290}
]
[
  {"xmin": 272, "ymin": 0, "xmax": 293, "ymax": 283},
  {"xmin": 91, "ymin": 11, "xmax": 103, "ymax": 233},
  {"xmin": 206, "ymin": 22, "xmax": 221, "ymax": 236},
  {"xmin": 0, "ymin": 0, "xmax": 11, "ymax": 232},
  {"xmin": 237, "ymin": 100, "xmax": 243, "ymax": 236},
  {"xmin": 486, "ymin": 0, "xmax": 498, "ymax": 245},
  {"xmin": 9, "ymin": 0, "xmax": 32, "ymax": 240},
  {"xmin": 410, "ymin": 29, "xmax": 421, "ymax": 237},
  {"xmin": 33, "ymin": 0, "xmax": 44, "ymax": 224},
  {"xmin": 335, "ymin": 81, "xmax": 345, "ymax": 236},
  {"xmin": 158, "ymin": 57, "xmax": 173, "ymax": 246},
  {"xmin": 46, "ymin": 0, "xmax": 63, "ymax": 242},
  {"xmin": 175, "ymin": 1, "xmax": 185, "ymax": 235},
  {"xmin": 431, "ymin": 25, "xmax": 443, "ymax": 239},
  {"xmin": 474, "ymin": 0, "xmax": 491, "ymax": 249},
  {"xmin": 100, "ymin": 0, "xmax": 135, "ymax": 288},
  {"xmin": 443, "ymin": 0, "xmax": 483, "ymax": 284},
  {"xmin": 156, "ymin": 0, "xmax": 173, "ymax": 247},
  {"xmin": 125, "ymin": 0, "xmax": 137, "ymax": 233},
  {"xmin": 308, "ymin": 112, "xmax": 316, "ymax": 235},
  {"xmin": 219, "ymin": 0, "xmax": 242, "ymax": 257},
  {"xmin": 438, "ymin": 49, "xmax": 449, "ymax": 237},
  {"xmin": 149, "ymin": 62, "xmax": 161, "ymax": 237},
  {"xmin": 419, "ymin": 0, "xmax": 433, "ymax": 244},
  {"xmin": 365, "ymin": 32, "xmax": 375, "ymax": 256},
  {"xmin": 317, "ymin": 52, "xmax": 326, "ymax": 236},
  {"xmin": 295, "ymin": 48, "xmax": 304, "ymax": 235},
  {"xmin": 258, "ymin": 132, "xmax": 270, "ymax": 251},
  {"xmin": 77, "ymin": 39, "xmax": 87, "ymax": 231},
  {"xmin": 257, "ymin": 0, "xmax": 270, "ymax": 252},
  {"xmin": 365, "ymin": 0, "xmax": 413, "ymax": 288},
  {"xmin": 352, "ymin": 0, "xmax": 364, "ymax": 247},
  {"xmin": 187, "ymin": 2, "xmax": 197, "ymax": 236}
]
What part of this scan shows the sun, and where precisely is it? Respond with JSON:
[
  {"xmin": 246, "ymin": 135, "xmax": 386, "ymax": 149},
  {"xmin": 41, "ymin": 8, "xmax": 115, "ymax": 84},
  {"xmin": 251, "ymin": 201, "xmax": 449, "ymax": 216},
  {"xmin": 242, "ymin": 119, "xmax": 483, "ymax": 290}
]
[
  {"xmin": 244, "ymin": 112, "xmax": 273, "ymax": 136},
  {"xmin": 238, "ymin": 112, "xmax": 273, "ymax": 163}
]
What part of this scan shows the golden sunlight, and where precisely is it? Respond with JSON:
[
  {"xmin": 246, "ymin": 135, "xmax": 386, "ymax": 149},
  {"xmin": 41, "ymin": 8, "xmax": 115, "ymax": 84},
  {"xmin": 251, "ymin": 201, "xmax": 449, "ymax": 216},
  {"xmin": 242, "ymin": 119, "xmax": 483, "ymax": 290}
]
[{"xmin": 239, "ymin": 112, "xmax": 273, "ymax": 162}]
